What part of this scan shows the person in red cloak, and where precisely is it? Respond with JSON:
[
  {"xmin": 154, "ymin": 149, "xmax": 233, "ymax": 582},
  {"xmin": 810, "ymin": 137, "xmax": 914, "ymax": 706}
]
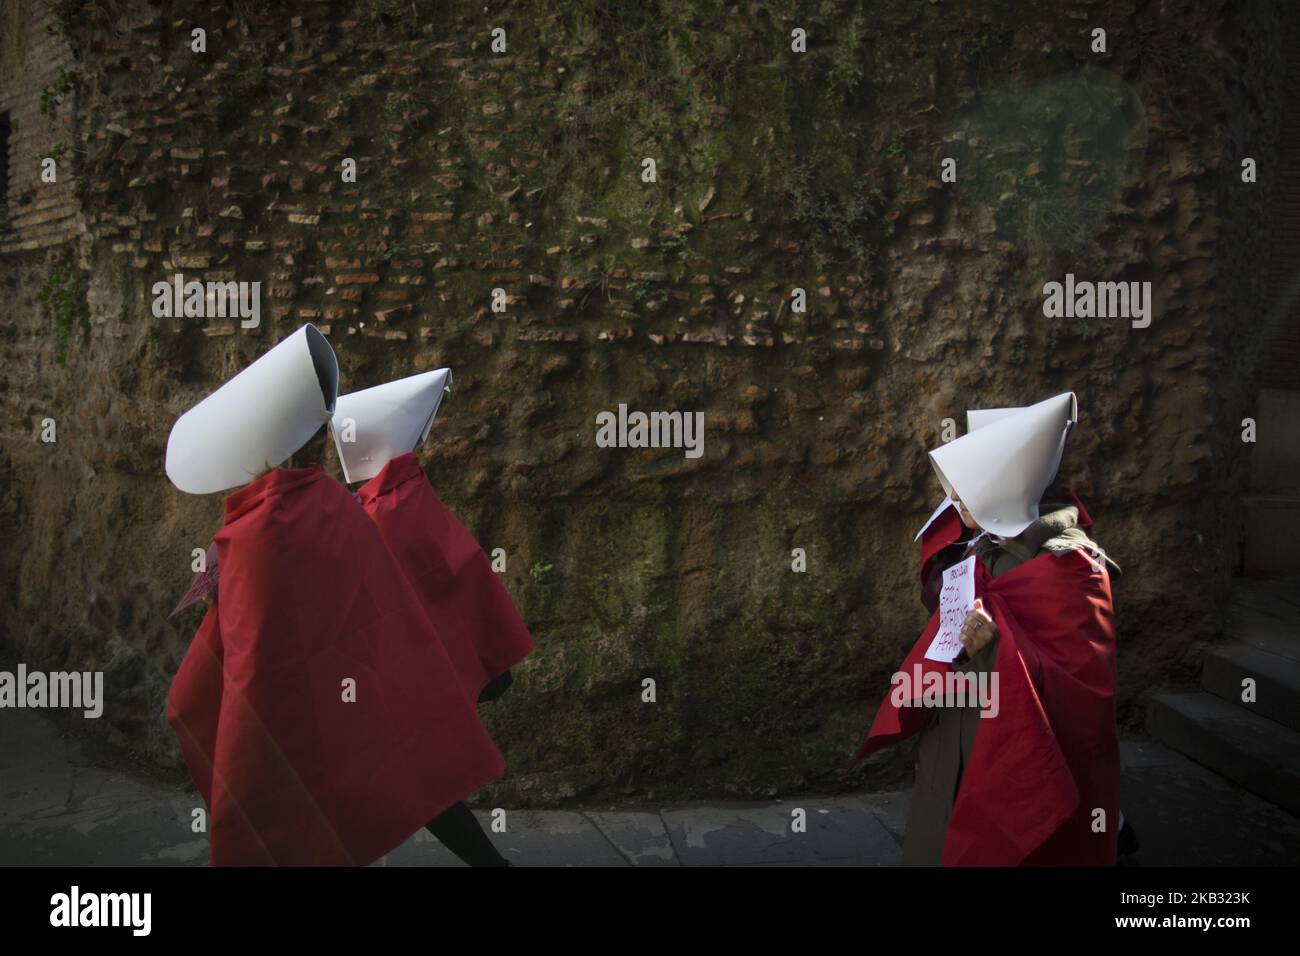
[
  {"xmin": 164, "ymin": 325, "xmax": 508, "ymax": 866},
  {"xmin": 851, "ymin": 393, "xmax": 1124, "ymax": 866},
  {"xmin": 329, "ymin": 369, "xmax": 535, "ymax": 707},
  {"xmin": 328, "ymin": 369, "xmax": 535, "ymax": 863}
]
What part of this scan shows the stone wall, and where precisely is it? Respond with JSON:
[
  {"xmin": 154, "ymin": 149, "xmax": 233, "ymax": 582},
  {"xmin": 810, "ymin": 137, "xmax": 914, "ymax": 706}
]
[
  {"xmin": 0, "ymin": 0, "xmax": 83, "ymax": 253},
  {"xmin": 0, "ymin": 0, "xmax": 1286, "ymax": 803}
]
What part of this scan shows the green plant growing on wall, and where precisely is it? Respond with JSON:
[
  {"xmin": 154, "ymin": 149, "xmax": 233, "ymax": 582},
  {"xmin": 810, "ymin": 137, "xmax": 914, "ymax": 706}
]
[
  {"xmin": 657, "ymin": 231, "xmax": 691, "ymax": 276},
  {"xmin": 214, "ymin": 66, "xmax": 272, "ymax": 130},
  {"xmin": 379, "ymin": 93, "xmax": 419, "ymax": 149},
  {"xmin": 956, "ymin": 21, "xmax": 1015, "ymax": 94},
  {"xmin": 776, "ymin": 157, "xmax": 889, "ymax": 274},
  {"xmin": 234, "ymin": 66, "xmax": 270, "ymax": 98},
  {"xmin": 526, "ymin": 558, "xmax": 560, "ymax": 620},
  {"xmin": 39, "ymin": 260, "xmax": 90, "ymax": 365},
  {"xmin": 40, "ymin": 69, "xmax": 79, "ymax": 116},
  {"xmin": 377, "ymin": 238, "xmax": 410, "ymax": 263},
  {"xmin": 579, "ymin": 261, "xmax": 621, "ymax": 310},
  {"xmin": 822, "ymin": 7, "xmax": 868, "ymax": 99},
  {"xmin": 624, "ymin": 278, "xmax": 655, "ymax": 303},
  {"xmin": 534, "ymin": 0, "xmax": 745, "ymax": 237}
]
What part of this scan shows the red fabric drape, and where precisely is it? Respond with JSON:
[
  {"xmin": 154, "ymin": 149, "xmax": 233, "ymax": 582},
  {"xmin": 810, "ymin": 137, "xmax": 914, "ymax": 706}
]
[
  {"xmin": 355, "ymin": 453, "xmax": 534, "ymax": 700},
  {"xmin": 854, "ymin": 495, "xmax": 1118, "ymax": 866},
  {"xmin": 918, "ymin": 492, "xmax": 1094, "ymax": 584},
  {"xmin": 167, "ymin": 466, "xmax": 505, "ymax": 866}
]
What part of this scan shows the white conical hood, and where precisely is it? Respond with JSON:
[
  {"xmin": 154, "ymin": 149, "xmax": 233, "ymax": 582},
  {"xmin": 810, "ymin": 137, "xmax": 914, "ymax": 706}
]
[
  {"xmin": 966, "ymin": 404, "xmax": 1022, "ymax": 432},
  {"xmin": 927, "ymin": 392, "xmax": 1078, "ymax": 538},
  {"xmin": 330, "ymin": 368, "xmax": 453, "ymax": 484},
  {"xmin": 915, "ymin": 398, "xmax": 1055, "ymax": 540},
  {"xmin": 165, "ymin": 324, "xmax": 339, "ymax": 494}
]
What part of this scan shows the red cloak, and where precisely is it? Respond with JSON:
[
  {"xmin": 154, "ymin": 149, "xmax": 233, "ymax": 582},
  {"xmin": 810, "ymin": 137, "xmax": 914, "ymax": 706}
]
[
  {"xmin": 919, "ymin": 493, "xmax": 1097, "ymax": 585},
  {"xmin": 853, "ymin": 496, "xmax": 1119, "ymax": 866},
  {"xmin": 355, "ymin": 453, "xmax": 534, "ymax": 700},
  {"xmin": 166, "ymin": 466, "xmax": 505, "ymax": 866}
]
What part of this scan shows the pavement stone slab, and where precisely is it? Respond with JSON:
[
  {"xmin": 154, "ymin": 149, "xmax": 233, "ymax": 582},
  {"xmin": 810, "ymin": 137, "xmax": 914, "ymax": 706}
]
[
  {"xmin": 380, "ymin": 810, "xmax": 630, "ymax": 867},
  {"xmin": 585, "ymin": 811, "xmax": 679, "ymax": 866},
  {"xmin": 5, "ymin": 709, "xmax": 1299, "ymax": 867},
  {"xmin": 661, "ymin": 798, "xmax": 901, "ymax": 867}
]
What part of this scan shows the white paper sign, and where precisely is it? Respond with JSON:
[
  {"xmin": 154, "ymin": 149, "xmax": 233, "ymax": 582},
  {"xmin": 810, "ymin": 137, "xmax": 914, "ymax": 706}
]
[{"xmin": 925, "ymin": 555, "xmax": 977, "ymax": 663}]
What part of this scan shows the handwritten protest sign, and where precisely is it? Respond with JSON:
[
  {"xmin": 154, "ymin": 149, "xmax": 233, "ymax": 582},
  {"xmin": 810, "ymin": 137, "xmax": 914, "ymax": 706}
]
[{"xmin": 925, "ymin": 554, "xmax": 977, "ymax": 663}]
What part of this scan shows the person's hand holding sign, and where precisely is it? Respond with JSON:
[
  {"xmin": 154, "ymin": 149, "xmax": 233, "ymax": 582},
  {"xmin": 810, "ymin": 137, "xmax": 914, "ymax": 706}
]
[{"xmin": 960, "ymin": 598, "xmax": 998, "ymax": 655}]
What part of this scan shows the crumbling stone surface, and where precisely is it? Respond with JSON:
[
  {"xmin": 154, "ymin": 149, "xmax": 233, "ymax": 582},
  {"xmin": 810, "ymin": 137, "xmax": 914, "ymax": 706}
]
[{"xmin": 0, "ymin": 0, "xmax": 1284, "ymax": 803}]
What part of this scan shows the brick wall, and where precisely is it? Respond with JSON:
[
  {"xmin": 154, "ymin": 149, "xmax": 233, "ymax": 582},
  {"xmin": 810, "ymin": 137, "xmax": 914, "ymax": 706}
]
[
  {"xmin": 0, "ymin": 0, "xmax": 1290, "ymax": 801},
  {"xmin": 0, "ymin": 0, "xmax": 83, "ymax": 253}
]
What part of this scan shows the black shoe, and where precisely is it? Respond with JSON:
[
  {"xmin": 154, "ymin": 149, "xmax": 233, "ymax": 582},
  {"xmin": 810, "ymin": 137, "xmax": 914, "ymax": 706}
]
[
  {"xmin": 1118, "ymin": 818, "xmax": 1140, "ymax": 858},
  {"xmin": 478, "ymin": 670, "xmax": 513, "ymax": 703}
]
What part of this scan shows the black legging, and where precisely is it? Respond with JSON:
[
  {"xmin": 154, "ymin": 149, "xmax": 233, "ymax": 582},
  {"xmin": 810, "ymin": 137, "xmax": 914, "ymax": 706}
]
[
  {"xmin": 424, "ymin": 670, "xmax": 514, "ymax": 865},
  {"xmin": 425, "ymin": 802, "xmax": 508, "ymax": 867}
]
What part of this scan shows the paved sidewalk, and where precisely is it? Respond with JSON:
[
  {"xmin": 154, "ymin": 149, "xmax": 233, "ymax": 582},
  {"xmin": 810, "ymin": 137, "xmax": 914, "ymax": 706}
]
[{"xmin": 2, "ymin": 709, "xmax": 1297, "ymax": 866}]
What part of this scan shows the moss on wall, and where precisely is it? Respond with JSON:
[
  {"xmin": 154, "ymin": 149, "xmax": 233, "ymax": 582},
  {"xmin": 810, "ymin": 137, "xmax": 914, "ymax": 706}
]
[{"xmin": 0, "ymin": 0, "xmax": 1283, "ymax": 803}]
